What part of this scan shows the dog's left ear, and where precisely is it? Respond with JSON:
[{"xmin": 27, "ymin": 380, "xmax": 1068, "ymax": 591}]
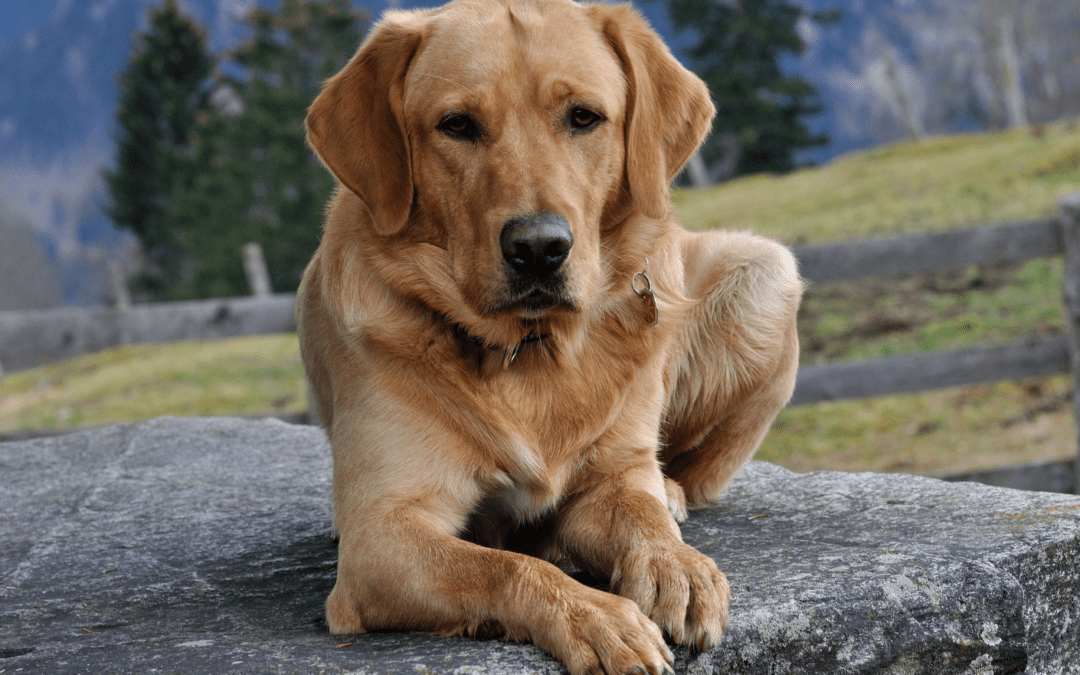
[{"xmin": 586, "ymin": 3, "xmax": 715, "ymax": 220}]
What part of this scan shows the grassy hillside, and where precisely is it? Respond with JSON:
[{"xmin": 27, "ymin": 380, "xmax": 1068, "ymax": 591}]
[
  {"xmin": 0, "ymin": 336, "xmax": 306, "ymax": 432},
  {"xmin": 671, "ymin": 122, "xmax": 1080, "ymax": 243},
  {"xmin": 3, "ymin": 120, "xmax": 1080, "ymax": 475}
]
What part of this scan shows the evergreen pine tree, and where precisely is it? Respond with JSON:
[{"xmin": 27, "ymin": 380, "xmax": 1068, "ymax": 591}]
[
  {"xmin": 105, "ymin": 0, "xmax": 213, "ymax": 297},
  {"xmin": 660, "ymin": 0, "xmax": 836, "ymax": 178},
  {"xmin": 171, "ymin": 0, "xmax": 368, "ymax": 299}
]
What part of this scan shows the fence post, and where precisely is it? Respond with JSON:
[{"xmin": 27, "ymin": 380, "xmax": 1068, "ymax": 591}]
[
  {"xmin": 107, "ymin": 261, "xmax": 132, "ymax": 310},
  {"xmin": 1059, "ymin": 192, "xmax": 1080, "ymax": 494},
  {"xmin": 241, "ymin": 242, "xmax": 273, "ymax": 298}
]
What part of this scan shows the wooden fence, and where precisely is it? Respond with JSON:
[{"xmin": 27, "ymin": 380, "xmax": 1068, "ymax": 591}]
[
  {"xmin": 0, "ymin": 242, "xmax": 291, "ymax": 376},
  {"xmin": 789, "ymin": 213, "xmax": 1073, "ymax": 406},
  {"xmin": 2, "ymin": 195, "xmax": 1079, "ymax": 486},
  {"xmin": 793, "ymin": 191, "xmax": 1080, "ymax": 494},
  {"xmin": 0, "ymin": 294, "xmax": 296, "ymax": 375}
]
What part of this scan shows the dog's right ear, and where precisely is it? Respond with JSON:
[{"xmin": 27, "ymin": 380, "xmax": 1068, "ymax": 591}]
[{"xmin": 306, "ymin": 12, "xmax": 427, "ymax": 236}]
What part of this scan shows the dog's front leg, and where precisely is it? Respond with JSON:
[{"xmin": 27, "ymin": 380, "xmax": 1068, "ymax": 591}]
[
  {"xmin": 329, "ymin": 504, "xmax": 675, "ymax": 675},
  {"xmin": 557, "ymin": 457, "xmax": 729, "ymax": 651}
]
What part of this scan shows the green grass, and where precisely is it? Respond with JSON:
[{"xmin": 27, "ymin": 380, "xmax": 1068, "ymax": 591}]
[
  {"xmin": 0, "ymin": 335, "xmax": 306, "ymax": 431},
  {"xmin": 3, "ymin": 120, "xmax": 1080, "ymax": 476},
  {"xmin": 762, "ymin": 377, "xmax": 1075, "ymax": 476},
  {"xmin": 671, "ymin": 122, "xmax": 1080, "ymax": 244},
  {"xmin": 795, "ymin": 258, "xmax": 1066, "ymax": 364}
]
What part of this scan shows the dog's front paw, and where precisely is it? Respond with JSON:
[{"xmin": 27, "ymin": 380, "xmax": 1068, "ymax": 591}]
[
  {"xmin": 612, "ymin": 543, "xmax": 729, "ymax": 651},
  {"xmin": 325, "ymin": 583, "xmax": 366, "ymax": 635},
  {"xmin": 535, "ymin": 585, "xmax": 674, "ymax": 675}
]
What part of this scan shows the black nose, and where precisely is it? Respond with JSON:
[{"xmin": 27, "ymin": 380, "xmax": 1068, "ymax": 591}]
[{"xmin": 500, "ymin": 213, "xmax": 573, "ymax": 278}]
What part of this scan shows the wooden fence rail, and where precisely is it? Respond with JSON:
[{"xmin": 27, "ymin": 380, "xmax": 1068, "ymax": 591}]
[
  {"xmin": 793, "ymin": 217, "xmax": 1062, "ymax": 284},
  {"xmin": 0, "ymin": 295, "xmax": 296, "ymax": 374},
  {"xmin": 790, "ymin": 336, "xmax": 1071, "ymax": 406}
]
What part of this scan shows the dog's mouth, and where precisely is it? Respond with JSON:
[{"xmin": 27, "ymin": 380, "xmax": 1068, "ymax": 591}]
[
  {"xmin": 493, "ymin": 280, "xmax": 575, "ymax": 318},
  {"xmin": 517, "ymin": 289, "xmax": 563, "ymax": 313}
]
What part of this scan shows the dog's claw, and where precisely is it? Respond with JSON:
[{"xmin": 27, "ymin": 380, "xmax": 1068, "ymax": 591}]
[{"xmin": 614, "ymin": 543, "xmax": 729, "ymax": 653}]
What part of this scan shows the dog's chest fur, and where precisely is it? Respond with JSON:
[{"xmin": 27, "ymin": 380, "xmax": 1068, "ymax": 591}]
[
  {"xmin": 418, "ymin": 314, "xmax": 669, "ymax": 551},
  {"xmin": 431, "ymin": 313, "xmax": 663, "ymax": 445}
]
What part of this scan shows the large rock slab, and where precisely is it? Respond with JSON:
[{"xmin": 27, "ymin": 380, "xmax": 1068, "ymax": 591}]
[{"xmin": 1, "ymin": 416, "xmax": 1078, "ymax": 674}]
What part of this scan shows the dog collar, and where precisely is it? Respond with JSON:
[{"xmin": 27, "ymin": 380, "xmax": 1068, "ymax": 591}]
[
  {"xmin": 499, "ymin": 330, "xmax": 545, "ymax": 369},
  {"xmin": 446, "ymin": 317, "xmax": 548, "ymax": 370}
]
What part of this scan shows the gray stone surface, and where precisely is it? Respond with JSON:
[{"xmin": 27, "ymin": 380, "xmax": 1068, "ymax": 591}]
[{"xmin": 2, "ymin": 416, "xmax": 1078, "ymax": 674}]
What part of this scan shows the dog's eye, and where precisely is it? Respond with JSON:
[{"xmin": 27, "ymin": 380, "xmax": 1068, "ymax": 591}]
[
  {"xmin": 569, "ymin": 107, "xmax": 603, "ymax": 132},
  {"xmin": 438, "ymin": 114, "xmax": 480, "ymax": 141}
]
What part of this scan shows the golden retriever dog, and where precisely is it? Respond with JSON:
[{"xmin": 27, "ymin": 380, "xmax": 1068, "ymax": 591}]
[{"xmin": 296, "ymin": 0, "xmax": 801, "ymax": 672}]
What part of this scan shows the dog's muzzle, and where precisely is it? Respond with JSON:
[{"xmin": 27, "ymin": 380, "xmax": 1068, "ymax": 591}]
[{"xmin": 498, "ymin": 213, "xmax": 573, "ymax": 312}]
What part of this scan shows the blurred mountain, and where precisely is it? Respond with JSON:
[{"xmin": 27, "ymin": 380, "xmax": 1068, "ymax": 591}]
[{"xmin": 0, "ymin": 0, "xmax": 894, "ymax": 306}]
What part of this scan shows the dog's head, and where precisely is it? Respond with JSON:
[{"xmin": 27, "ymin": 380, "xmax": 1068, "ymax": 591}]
[{"xmin": 307, "ymin": 0, "xmax": 712, "ymax": 342}]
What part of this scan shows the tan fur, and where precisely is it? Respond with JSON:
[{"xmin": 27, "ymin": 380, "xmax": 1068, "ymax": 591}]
[{"xmin": 297, "ymin": 1, "xmax": 802, "ymax": 672}]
